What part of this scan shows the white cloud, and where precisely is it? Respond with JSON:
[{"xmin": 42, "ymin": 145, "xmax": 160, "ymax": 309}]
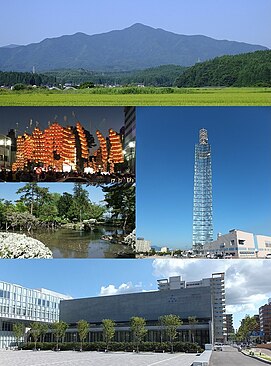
[
  {"xmin": 100, "ymin": 259, "xmax": 271, "ymax": 328},
  {"xmin": 100, "ymin": 281, "xmax": 145, "ymax": 296},
  {"xmin": 152, "ymin": 258, "xmax": 271, "ymax": 324},
  {"xmin": 152, "ymin": 258, "xmax": 225, "ymax": 281},
  {"xmin": 226, "ymin": 303, "xmax": 257, "ymax": 314}
]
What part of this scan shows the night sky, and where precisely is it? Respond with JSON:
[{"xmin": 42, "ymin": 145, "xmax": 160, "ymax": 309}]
[{"xmin": 0, "ymin": 107, "xmax": 125, "ymax": 146}]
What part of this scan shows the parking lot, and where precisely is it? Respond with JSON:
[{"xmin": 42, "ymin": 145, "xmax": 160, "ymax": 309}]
[{"xmin": 0, "ymin": 350, "xmax": 197, "ymax": 366}]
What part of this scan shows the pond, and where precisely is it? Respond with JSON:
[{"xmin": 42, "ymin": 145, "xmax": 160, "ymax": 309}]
[{"xmin": 27, "ymin": 227, "xmax": 134, "ymax": 258}]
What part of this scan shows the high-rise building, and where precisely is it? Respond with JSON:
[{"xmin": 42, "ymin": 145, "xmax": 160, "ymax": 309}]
[
  {"xmin": 259, "ymin": 298, "xmax": 271, "ymax": 342},
  {"xmin": 0, "ymin": 135, "xmax": 12, "ymax": 170},
  {"xmin": 0, "ymin": 281, "xmax": 70, "ymax": 348},
  {"xmin": 158, "ymin": 273, "xmax": 226, "ymax": 343},
  {"xmin": 135, "ymin": 237, "xmax": 151, "ymax": 253},
  {"xmin": 225, "ymin": 314, "xmax": 234, "ymax": 341},
  {"xmin": 124, "ymin": 107, "xmax": 136, "ymax": 173},
  {"xmin": 193, "ymin": 128, "xmax": 213, "ymax": 252}
]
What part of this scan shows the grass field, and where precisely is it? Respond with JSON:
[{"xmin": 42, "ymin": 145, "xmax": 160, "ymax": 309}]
[{"xmin": 0, "ymin": 87, "xmax": 270, "ymax": 106}]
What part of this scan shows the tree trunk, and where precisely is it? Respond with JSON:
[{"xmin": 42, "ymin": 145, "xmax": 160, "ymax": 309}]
[{"xmin": 123, "ymin": 215, "xmax": 128, "ymax": 234}]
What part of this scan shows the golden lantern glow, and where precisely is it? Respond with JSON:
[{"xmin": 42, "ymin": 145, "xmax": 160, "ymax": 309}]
[
  {"xmin": 76, "ymin": 122, "xmax": 89, "ymax": 160},
  {"xmin": 96, "ymin": 130, "xmax": 108, "ymax": 172},
  {"xmin": 62, "ymin": 126, "xmax": 76, "ymax": 170},
  {"xmin": 13, "ymin": 122, "xmax": 125, "ymax": 174}
]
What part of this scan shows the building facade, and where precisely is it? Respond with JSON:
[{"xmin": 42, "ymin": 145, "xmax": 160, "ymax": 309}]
[
  {"xmin": 158, "ymin": 273, "xmax": 226, "ymax": 343},
  {"xmin": 124, "ymin": 107, "xmax": 136, "ymax": 174},
  {"xmin": 193, "ymin": 128, "xmax": 213, "ymax": 252},
  {"xmin": 0, "ymin": 281, "xmax": 70, "ymax": 348},
  {"xmin": 225, "ymin": 314, "xmax": 234, "ymax": 341},
  {"xmin": 58, "ymin": 273, "xmax": 225, "ymax": 346},
  {"xmin": 0, "ymin": 134, "xmax": 12, "ymax": 170},
  {"xmin": 260, "ymin": 298, "xmax": 271, "ymax": 342},
  {"xmin": 203, "ymin": 230, "xmax": 271, "ymax": 258},
  {"xmin": 135, "ymin": 238, "xmax": 151, "ymax": 253}
]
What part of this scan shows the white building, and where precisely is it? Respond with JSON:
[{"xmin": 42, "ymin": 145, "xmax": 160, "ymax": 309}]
[
  {"xmin": 0, "ymin": 135, "xmax": 12, "ymax": 170},
  {"xmin": 158, "ymin": 273, "xmax": 226, "ymax": 343},
  {"xmin": 203, "ymin": 229, "xmax": 271, "ymax": 258},
  {"xmin": 135, "ymin": 237, "xmax": 151, "ymax": 253},
  {"xmin": 0, "ymin": 281, "xmax": 70, "ymax": 348},
  {"xmin": 160, "ymin": 246, "xmax": 169, "ymax": 253}
]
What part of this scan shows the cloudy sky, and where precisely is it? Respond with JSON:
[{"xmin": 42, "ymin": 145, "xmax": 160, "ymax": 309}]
[{"xmin": 0, "ymin": 259, "xmax": 270, "ymax": 329}]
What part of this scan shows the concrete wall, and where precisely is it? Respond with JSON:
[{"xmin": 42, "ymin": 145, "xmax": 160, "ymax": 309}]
[{"xmin": 60, "ymin": 287, "xmax": 212, "ymax": 324}]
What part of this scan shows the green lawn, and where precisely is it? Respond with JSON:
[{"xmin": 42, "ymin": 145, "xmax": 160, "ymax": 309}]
[{"xmin": 0, "ymin": 87, "xmax": 270, "ymax": 106}]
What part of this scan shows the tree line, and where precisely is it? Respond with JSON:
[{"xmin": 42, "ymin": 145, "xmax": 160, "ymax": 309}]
[
  {"xmin": 0, "ymin": 65, "xmax": 186, "ymax": 88},
  {"xmin": 0, "ymin": 183, "xmax": 104, "ymax": 231},
  {"xmin": 13, "ymin": 314, "xmax": 201, "ymax": 353},
  {"xmin": 44, "ymin": 65, "xmax": 186, "ymax": 87},
  {"xmin": 0, "ymin": 71, "xmax": 56, "ymax": 87},
  {"xmin": 175, "ymin": 50, "xmax": 271, "ymax": 87},
  {"xmin": 0, "ymin": 182, "xmax": 135, "ymax": 234}
]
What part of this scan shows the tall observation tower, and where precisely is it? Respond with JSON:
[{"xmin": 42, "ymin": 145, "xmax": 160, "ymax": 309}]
[{"xmin": 192, "ymin": 128, "xmax": 213, "ymax": 252}]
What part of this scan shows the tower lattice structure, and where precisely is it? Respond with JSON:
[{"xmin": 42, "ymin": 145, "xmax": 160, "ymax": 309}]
[{"xmin": 192, "ymin": 128, "xmax": 213, "ymax": 252}]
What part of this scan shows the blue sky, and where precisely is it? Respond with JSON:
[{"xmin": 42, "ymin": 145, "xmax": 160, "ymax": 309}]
[
  {"xmin": 136, "ymin": 107, "xmax": 271, "ymax": 249},
  {"xmin": 0, "ymin": 0, "xmax": 270, "ymax": 47},
  {"xmin": 0, "ymin": 259, "xmax": 270, "ymax": 330},
  {"xmin": 0, "ymin": 183, "xmax": 105, "ymax": 205}
]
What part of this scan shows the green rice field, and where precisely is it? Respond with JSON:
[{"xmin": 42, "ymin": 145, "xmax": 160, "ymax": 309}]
[{"xmin": 0, "ymin": 87, "xmax": 270, "ymax": 106}]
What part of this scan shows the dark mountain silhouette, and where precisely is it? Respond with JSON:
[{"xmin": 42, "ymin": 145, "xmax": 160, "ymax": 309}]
[{"xmin": 0, "ymin": 23, "xmax": 267, "ymax": 72}]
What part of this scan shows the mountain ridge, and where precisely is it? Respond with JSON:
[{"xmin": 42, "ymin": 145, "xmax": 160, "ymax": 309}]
[{"xmin": 0, "ymin": 23, "xmax": 267, "ymax": 72}]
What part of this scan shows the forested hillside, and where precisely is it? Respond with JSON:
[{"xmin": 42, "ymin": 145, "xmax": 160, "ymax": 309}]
[
  {"xmin": 45, "ymin": 65, "xmax": 186, "ymax": 86},
  {"xmin": 0, "ymin": 71, "xmax": 56, "ymax": 86},
  {"xmin": 175, "ymin": 50, "xmax": 271, "ymax": 87}
]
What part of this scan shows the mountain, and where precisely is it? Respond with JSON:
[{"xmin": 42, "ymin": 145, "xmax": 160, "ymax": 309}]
[
  {"xmin": 175, "ymin": 50, "xmax": 271, "ymax": 87},
  {"xmin": 0, "ymin": 24, "xmax": 267, "ymax": 72},
  {"xmin": 0, "ymin": 44, "xmax": 21, "ymax": 49}
]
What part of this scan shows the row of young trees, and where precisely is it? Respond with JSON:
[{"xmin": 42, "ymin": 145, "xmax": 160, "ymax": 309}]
[
  {"xmin": 14, "ymin": 314, "xmax": 199, "ymax": 353},
  {"xmin": 0, "ymin": 183, "xmax": 135, "ymax": 233}
]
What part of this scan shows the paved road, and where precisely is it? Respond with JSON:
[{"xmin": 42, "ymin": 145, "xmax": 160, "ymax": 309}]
[
  {"xmin": 255, "ymin": 347, "xmax": 271, "ymax": 357},
  {"xmin": 0, "ymin": 350, "xmax": 197, "ymax": 366},
  {"xmin": 210, "ymin": 346, "xmax": 265, "ymax": 366}
]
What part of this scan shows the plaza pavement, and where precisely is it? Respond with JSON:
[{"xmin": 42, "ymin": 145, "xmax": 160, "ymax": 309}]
[{"xmin": 0, "ymin": 350, "xmax": 197, "ymax": 366}]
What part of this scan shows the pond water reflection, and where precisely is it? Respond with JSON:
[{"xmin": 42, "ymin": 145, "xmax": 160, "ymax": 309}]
[{"xmin": 27, "ymin": 227, "xmax": 133, "ymax": 258}]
